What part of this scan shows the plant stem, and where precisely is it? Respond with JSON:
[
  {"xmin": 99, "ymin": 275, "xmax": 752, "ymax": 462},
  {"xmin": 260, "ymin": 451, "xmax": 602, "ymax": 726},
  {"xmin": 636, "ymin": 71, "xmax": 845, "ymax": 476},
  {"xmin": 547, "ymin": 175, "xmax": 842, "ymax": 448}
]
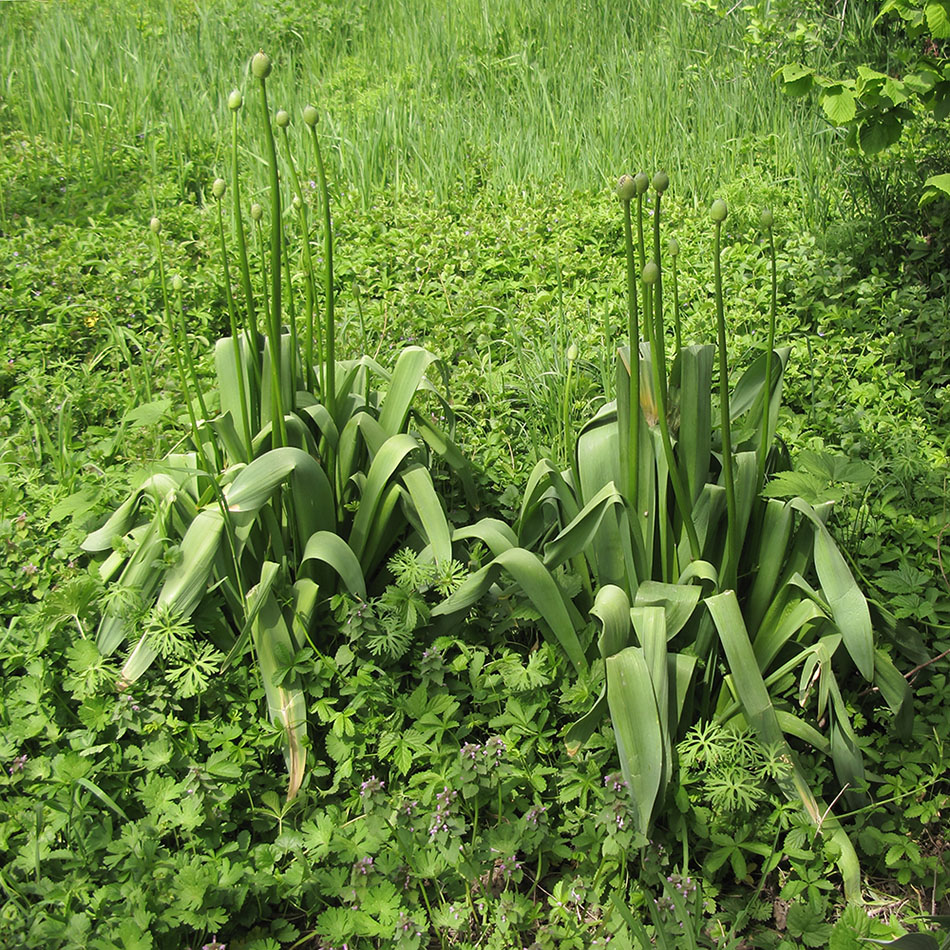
[
  {"xmin": 621, "ymin": 198, "xmax": 640, "ymax": 523},
  {"xmin": 256, "ymin": 71, "xmax": 287, "ymax": 447},
  {"xmin": 757, "ymin": 221, "xmax": 777, "ymax": 492},
  {"xmin": 280, "ymin": 125, "xmax": 318, "ymax": 391},
  {"xmin": 714, "ymin": 218, "xmax": 738, "ymax": 589},
  {"xmin": 230, "ymin": 106, "xmax": 260, "ymax": 402},
  {"xmin": 307, "ymin": 121, "xmax": 336, "ymax": 419},
  {"xmin": 215, "ymin": 198, "xmax": 254, "ymax": 456}
]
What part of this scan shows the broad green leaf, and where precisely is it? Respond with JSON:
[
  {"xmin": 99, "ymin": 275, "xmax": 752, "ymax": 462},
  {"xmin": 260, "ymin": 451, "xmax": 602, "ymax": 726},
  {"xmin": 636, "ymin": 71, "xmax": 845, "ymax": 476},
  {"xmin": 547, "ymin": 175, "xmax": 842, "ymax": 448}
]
[
  {"xmin": 378, "ymin": 346, "xmax": 440, "ymax": 436},
  {"xmin": 634, "ymin": 581, "xmax": 701, "ymax": 640},
  {"xmin": 400, "ymin": 463, "xmax": 452, "ymax": 567},
  {"xmin": 872, "ymin": 649, "xmax": 912, "ymax": 737},
  {"xmin": 925, "ymin": 1, "xmax": 950, "ymax": 38},
  {"xmin": 221, "ymin": 560, "xmax": 280, "ymax": 671},
  {"xmin": 746, "ymin": 499, "xmax": 795, "ymax": 635},
  {"xmin": 95, "ymin": 515, "xmax": 168, "ymax": 656},
  {"xmin": 857, "ymin": 112, "xmax": 906, "ymax": 154},
  {"xmin": 792, "ymin": 500, "xmax": 874, "ymax": 680},
  {"xmin": 413, "ymin": 413, "xmax": 478, "ymax": 510},
  {"xmin": 349, "ymin": 434, "xmax": 422, "ymax": 565},
  {"xmin": 564, "ymin": 690, "xmax": 608, "ymax": 756},
  {"xmin": 301, "ymin": 531, "xmax": 367, "ymax": 599},
  {"xmin": 606, "ymin": 646, "xmax": 664, "ymax": 836},
  {"xmin": 861, "ymin": 935, "xmax": 940, "ymax": 949},
  {"xmin": 920, "ymin": 173, "xmax": 950, "ymax": 208},
  {"xmin": 433, "ymin": 547, "xmax": 587, "ymax": 672},
  {"xmin": 677, "ymin": 344, "xmax": 714, "ymax": 504},
  {"xmin": 450, "ymin": 518, "xmax": 518, "ymax": 557},
  {"xmin": 777, "ymin": 63, "xmax": 816, "ymax": 96},
  {"xmin": 121, "ymin": 396, "xmax": 172, "ymax": 429},
  {"xmin": 706, "ymin": 591, "xmax": 861, "ymax": 901},
  {"xmin": 252, "ymin": 587, "xmax": 308, "ymax": 801},
  {"xmin": 592, "ymin": 584, "xmax": 632, "ymax": 659}
]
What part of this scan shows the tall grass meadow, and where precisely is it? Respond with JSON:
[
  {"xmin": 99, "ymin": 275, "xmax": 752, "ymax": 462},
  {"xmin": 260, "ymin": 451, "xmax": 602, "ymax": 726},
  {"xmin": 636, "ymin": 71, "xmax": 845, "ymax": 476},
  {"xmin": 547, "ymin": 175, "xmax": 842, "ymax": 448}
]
[{"xmin": 5, "ymin": 0, "xmax": 846, "ymax": 214}]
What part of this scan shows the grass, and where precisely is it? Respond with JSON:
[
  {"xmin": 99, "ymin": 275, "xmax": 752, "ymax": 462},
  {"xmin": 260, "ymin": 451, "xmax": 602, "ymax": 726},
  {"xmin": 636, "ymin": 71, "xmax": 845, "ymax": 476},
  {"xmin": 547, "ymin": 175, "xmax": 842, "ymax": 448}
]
[{"xmin": 3, "ymin": 0, "xmax": 850, "ymax": 212}]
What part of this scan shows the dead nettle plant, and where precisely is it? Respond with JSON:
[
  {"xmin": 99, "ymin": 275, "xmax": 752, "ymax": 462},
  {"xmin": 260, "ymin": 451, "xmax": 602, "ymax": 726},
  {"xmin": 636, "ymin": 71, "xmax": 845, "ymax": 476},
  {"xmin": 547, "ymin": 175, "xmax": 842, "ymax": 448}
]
[
  {"xmin": 83, "ymin": 53, "xmax": 476, "ymax": 801},
  {"xmin": 434, "ymin": 173, "xmax": 911, "ymax": 900}
]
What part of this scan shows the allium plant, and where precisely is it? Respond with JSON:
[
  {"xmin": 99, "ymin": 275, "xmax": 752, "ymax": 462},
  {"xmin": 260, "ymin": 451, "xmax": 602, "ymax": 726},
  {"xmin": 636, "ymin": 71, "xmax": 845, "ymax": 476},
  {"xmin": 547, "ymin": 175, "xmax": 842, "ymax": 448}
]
[
  {"xmin": 435, "ymin": 175, "xmax": 911, "ymax": 899},
  {"xmin": 84, "ymin": 54, "xmax": 475, "ymax": 801}
]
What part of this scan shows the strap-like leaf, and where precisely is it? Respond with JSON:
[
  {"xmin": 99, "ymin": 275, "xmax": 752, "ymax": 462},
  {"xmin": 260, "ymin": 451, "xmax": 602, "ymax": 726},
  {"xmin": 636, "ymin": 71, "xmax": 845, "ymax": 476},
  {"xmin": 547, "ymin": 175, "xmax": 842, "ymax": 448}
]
[
  {"xmin": 792, "ymin": 499, "xmax": 874, "ymax": 680},
  {"xmin": 606, "ymin": 646, "xmax": 664, "ymax": 836},
  {"xmin": 301, "ymin": 531, "xmax": 367, "ymax": 599},
  {"xmin": 433, "ymin": 547, "xmax": 587, "ymax": 672}
]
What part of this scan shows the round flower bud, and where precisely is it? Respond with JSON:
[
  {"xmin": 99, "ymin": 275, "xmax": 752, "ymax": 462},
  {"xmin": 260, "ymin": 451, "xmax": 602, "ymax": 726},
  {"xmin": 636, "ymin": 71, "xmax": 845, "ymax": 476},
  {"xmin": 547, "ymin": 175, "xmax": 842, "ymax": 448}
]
[
  {"xmin": 710, "ymin": 199, "xmax": 728, "ymax": 223},
  {"xmin": 149, "ymin": 216, "xmax": 161, "ymax": 234},
  {"xmin": 760, "ymin": 209, "xmax": 774, "ymax": 230},
  {"xmin": 292, "ymin": 194, "xmax": 302, "ymax": 210},
  {"xmin": 251, "ymin": 51, "xmax": 271, "ymax": 80},
  {"xmin": 227, "ymin": 89, "xmax": 242, "ymax": 111},
  {"xmin": 642, "ymin": 261, "xmax": 659, "ymax": 284},
  {"xmin": 276, "ymin": 109, "xmax": 290, "ymax": 128},
  {"xmin": 567, "ymin": 343, "xmax": 579, "ymax": 363},
  {"xmin": 652, "ymin": 170, "xmax": 670, "ymax": 194},
  {"xmin": 250, "ymin": 203, "xmax": 263, "ymax": 221},
  {"xmin": 303, "ymin": 105, "xmax": 319, "ymax": 127},
  {"xmin": 634, "ymin": 172, "xmax": 649, "ymax": 195},
  {"xmin": 212, "ymin": 178, "xmax": 227, "ymax": 199},
  {"xmin": 616, "ymin": 174, "xmax": 636, "ymax": 201},
  {"xmin": 172, "ymin": 275, "xmax": 183, "ymax": 292},
  {"xmin": 668, "ymin": 238, "xmax": 679, "ymax": 258}
]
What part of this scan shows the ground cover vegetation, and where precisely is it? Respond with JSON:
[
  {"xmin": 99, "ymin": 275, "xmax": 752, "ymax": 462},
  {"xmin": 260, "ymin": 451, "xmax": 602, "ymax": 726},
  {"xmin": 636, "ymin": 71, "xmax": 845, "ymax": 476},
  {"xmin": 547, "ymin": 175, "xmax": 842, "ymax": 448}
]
[{"xmin": 1, "ymin": 0, "xmax": 949, "ymax": 948}]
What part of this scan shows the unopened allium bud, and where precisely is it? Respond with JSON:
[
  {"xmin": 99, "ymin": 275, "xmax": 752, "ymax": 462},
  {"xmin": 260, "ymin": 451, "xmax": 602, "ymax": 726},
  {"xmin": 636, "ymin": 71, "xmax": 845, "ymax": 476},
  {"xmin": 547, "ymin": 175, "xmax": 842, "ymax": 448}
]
[
  {"xmin": 303, "ymin": 105, "xmax": 319, "ymax": 126},
  {"xmin": 760, "ymin": 208, "xmax": 774, "ymax": 230},
  {"xmin": 250, "ymin": 203, "xmax": 263, "ymax": 221},
  {"xmin": 668, "ymin": 238, "xmax": 679, "ymax": 258},
  {"xmin": 227, "ymin": 89, "xmax": 242, "ymax": 111},
  {"xmin": 149, "ymin": 217, "xmax": 161, "ymax": 234},
  {"xmin": 642, "ymin": 261, "xmax": 659, "ymax": 284},
  {"xmin": 710, "ymin": 199, "xmax": 728, "ymax": 223},
  {"xmin": 172, "ymin": 275, "xmax": 183, "ymax": 292},
  {"xmin": 634, "ymin": 172, "xmax": 649, "ymax": 195},
  {"xmin": 251, "ymin": 51, "xmax": 271, "ymax": 80},
  {"xmin": 212, "ymin": 178, "xmax": 227, "ymax": 199},
  {"xmin": 567, "ymin": 342, "xmax": 578, "ymax": 362},
  {"xmin": 276, "ymin": 109, "xmax": 290, "ymax": 128},
  {"xmin": 292, "ymin": 194, "xmax": 302, "ymax": 211},
  {"xmin": 616, "ymin": 174, "xmax": 636, "ymax": 201},
  {"xmin": 652, "ymin": 170, "xmax": 670, "ymax": 194}
]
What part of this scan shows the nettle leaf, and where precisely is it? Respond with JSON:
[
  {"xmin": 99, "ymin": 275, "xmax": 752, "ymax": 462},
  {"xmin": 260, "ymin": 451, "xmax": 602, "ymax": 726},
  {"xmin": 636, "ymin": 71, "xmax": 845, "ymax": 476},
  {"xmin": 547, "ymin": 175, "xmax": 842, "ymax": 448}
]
[
  {"xmin": 857, "ymin": 110, "xmax": 909, "ymax": 153},
  {"xmin": 778, "ymin": 63, "xmax": 816, "ymax": 96},
  {"xmin": 822, "ymin": 86, "xmax": 858, "ymax": 123},
  {"xmin": 925, "ymin": 1, "xmax": 950, "ymax": 38},
  {"xmin": 920, "ymin": 173, "xmax": 950, "ymax": 207}
]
